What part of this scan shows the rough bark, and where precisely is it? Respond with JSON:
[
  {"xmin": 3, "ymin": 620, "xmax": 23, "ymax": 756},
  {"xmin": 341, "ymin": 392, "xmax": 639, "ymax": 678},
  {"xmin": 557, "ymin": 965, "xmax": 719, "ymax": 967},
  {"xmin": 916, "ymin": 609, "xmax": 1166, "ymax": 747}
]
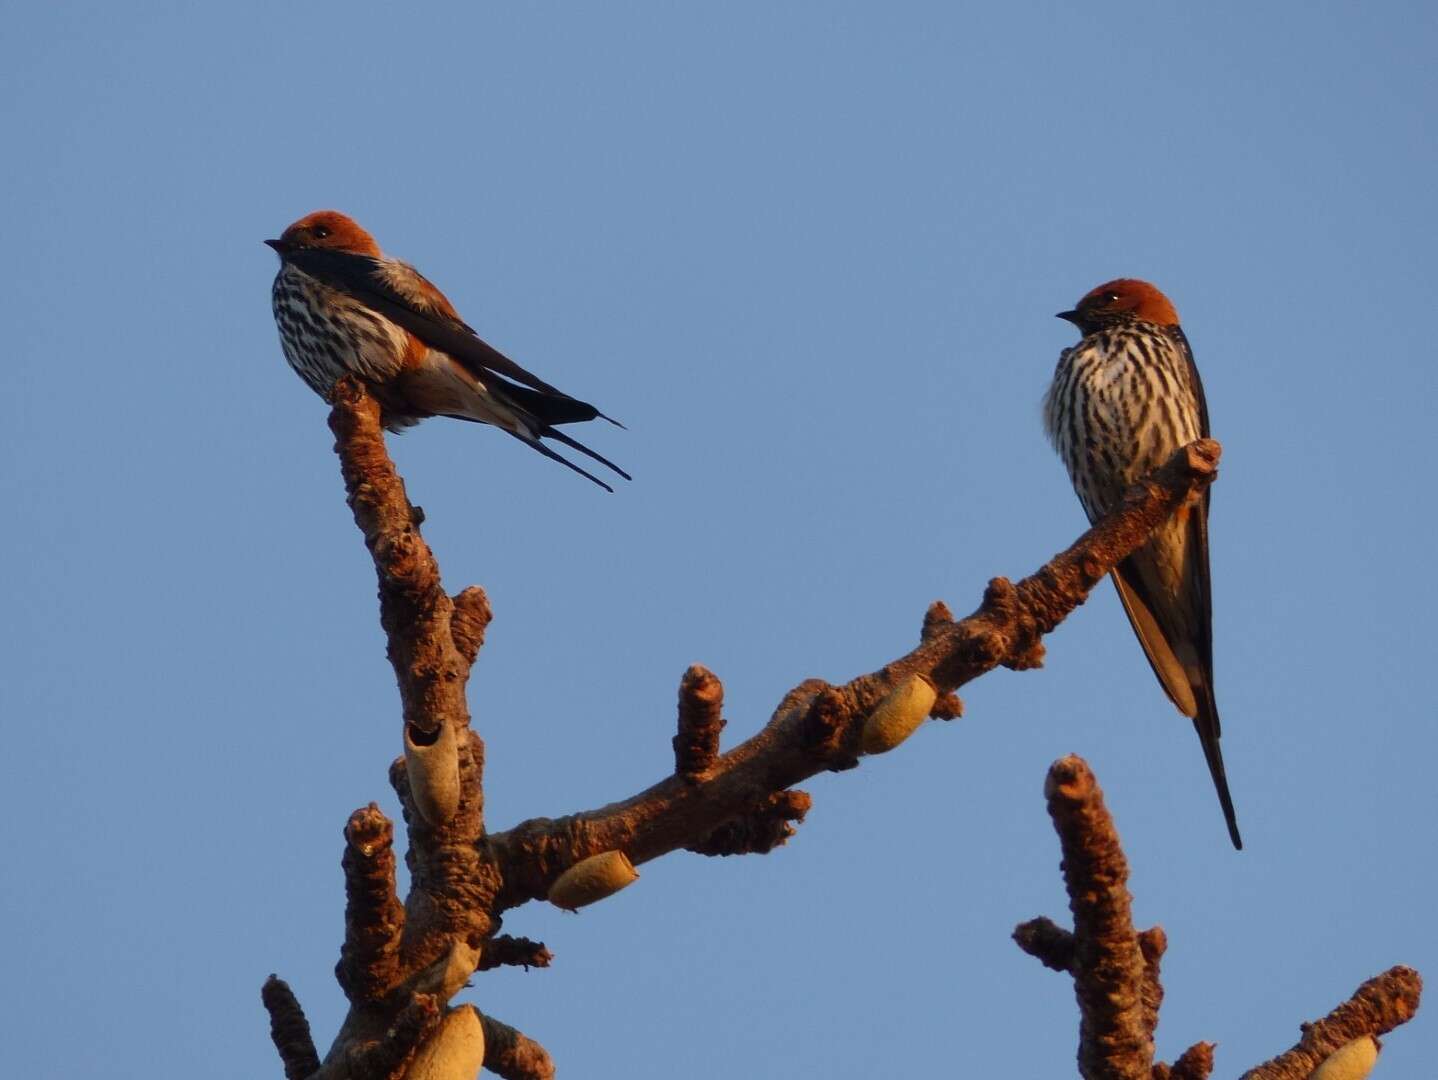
[
  {"xmin": 262, "ymin": 381, "xmax": 1423, "ymax": 1076},
  {"xmin": 477, "ymin": 1012, "xmax": 557, "ymax": 1080},
  {"xmin": 484, "ymin": 440, "xmax": 1227, "ymax": 910},
  {"xmin": 1016, "ymin": 755, "xmax": 1422, "ymax": 1080},
  {"xmin": 1046, "ymin": 755, "xmax": 1153, "ymax": 1079},
  {"xmin": 1240, "ymin": 967, "xmax": 1422, "ymax": 1080}
]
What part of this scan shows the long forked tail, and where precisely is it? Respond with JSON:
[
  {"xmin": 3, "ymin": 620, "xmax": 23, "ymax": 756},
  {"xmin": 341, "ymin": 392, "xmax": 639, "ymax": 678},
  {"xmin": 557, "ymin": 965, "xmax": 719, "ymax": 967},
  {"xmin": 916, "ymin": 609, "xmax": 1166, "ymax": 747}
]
[
  {"xmin": 445, "ymin": 406, "xmax": 630, "ymax": 492},
  {"xmin": 506, "ymin": 430, "xmax": 620, "ymax": 492},
  {"xmin": 1193, "ymin": 687, "xmax": 1242, "ymax": 850},
  {"xmin": 542, "ymin": 426, "xmax": 632, "ymax": 482}
]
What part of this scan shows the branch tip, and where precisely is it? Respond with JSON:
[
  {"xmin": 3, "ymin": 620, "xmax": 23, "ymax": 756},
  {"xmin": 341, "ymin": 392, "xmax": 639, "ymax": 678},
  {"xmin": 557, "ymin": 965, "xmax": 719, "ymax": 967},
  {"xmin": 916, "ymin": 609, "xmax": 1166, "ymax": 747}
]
[
  {"xmin": 1013, "ymin": 916, "xmax": 1076, "ymax": 973},
  {"xmin": 479, "ymin": 1011, "xmax": 556, "ymax": 1080},
  {"xmin": 261, "ymin": 975, "xmax": 321, "ymax": 1080},
  {"xmin": 921, "ymin": 599, "xmax": 955, "ymax": 642},
  {"xmin": 450, "ymin": 585, "xmax": 492, "ymax": 663},
  {"xmin": 1166, "ymin": 1042, "xmax": 1216, "ymax": 1080},
  {"xmin": 688, "ymin": 790, "xmax": 812, "ymax": 856},
  {"xmin": 477, "ymin": 935, "xmax": 554, "ymax": 972},
  {"xmin": 1033, "ymin": 755, "xmax": 1152, "ymax": 1079},
  {"xmin": 674, "ymin": 664, "xmax": 726, "ymax": 781},
  {"xmin": 1241, "ymin": 966, "xmax": 1421, "ymax": 1080},
  {"xmin": 338, "ymin": 804, "xmax": 404, "ymax": 1003}
]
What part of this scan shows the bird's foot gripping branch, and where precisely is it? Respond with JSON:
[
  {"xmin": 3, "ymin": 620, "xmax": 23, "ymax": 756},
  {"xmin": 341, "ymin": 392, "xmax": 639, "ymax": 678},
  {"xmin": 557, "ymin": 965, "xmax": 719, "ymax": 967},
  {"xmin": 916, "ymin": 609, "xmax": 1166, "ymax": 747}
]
[{"xmin": 260, "ymin": 380, "xmax": 1416, "ymax": 1077}]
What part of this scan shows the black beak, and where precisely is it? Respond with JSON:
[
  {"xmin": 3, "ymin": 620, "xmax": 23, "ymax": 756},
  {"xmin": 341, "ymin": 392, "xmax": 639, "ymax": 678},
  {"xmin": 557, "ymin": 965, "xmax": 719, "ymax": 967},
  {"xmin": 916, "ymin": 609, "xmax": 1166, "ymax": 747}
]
[
  {"xmin": 264, "ymin": 238, "xmax": 291, "ymax": 254},
  {"xmin": 1056, "ymin": 309, "xmax": 1080, "ymax": 325}
]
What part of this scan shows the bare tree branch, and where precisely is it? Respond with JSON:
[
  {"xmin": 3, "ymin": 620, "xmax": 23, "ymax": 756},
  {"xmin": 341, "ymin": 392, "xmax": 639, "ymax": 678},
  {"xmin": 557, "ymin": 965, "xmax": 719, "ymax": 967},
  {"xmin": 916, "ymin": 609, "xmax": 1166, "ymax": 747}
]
[
  {"xmin": 267, "ymin": 386, "xmax": 1426, "ymax": 1076},
  {"xmin": 687, "ymin": 789, "xmax": 811, "ymax": 856},
  {"xmin": 1014, "ymin": 916, "xmax": 1077, "ymax": 973},
  {"xmin": 1240, "ymin": 966, "xmax": 1422, "ymax": 1080},
  {"xmin": 262, "ymin": 975, "xmax": 321, "ymax": 1080},
  {"xmin": 475, "ymin": 936, "xmax": 553, "ymax": 972},
  {"xmin": 327, "ymin": 377, "xmax": 476, "ymax": 748},
  {"xmin": 337, "ymin": 804, "xmax": 405, "ymax": 1003},
  {"xmin": 314, "ymin": 994, "xmax": 442, "ymax": 1080},
  {"xmin": 1043, "ymin": 755, "xmax": 1152, "ymax": 1079},
  {"xmin": 477, "ymin": 1011, "xmax": 556, "ymax": 1080},
  {"xmin": 1017, "ymin": 756, "xmax": 1423, "ymax": 1080},
  {"xmin": 1137, "ymin": 926, "xmax": 1167, "ymax": 1049},
  {"xmin": 1153, "ymin": 1042, "xmax": 1214, "ymax": 1080},
  {"xmin": 487, "ymin": 441, "xmax": 1224, "ymax": 908},
  {"xmin": 673, "ymin": 664, "xmax": 725, "ymax": 782},
  {"xmin": 449, "ymin": 586, "xmax": 492, "ymax": 666}
]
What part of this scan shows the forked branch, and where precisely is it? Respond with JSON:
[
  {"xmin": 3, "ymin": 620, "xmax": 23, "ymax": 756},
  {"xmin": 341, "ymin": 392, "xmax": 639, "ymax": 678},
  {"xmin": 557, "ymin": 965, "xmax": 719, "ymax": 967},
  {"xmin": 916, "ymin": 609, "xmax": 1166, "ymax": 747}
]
[
  {"xmin": 270, "ymin": 381, "xmax": 1337, "ymax": 1078},
  {"xmin": 1016, "ymin": 755, "xmax": 1422, "ymax": 1079}
]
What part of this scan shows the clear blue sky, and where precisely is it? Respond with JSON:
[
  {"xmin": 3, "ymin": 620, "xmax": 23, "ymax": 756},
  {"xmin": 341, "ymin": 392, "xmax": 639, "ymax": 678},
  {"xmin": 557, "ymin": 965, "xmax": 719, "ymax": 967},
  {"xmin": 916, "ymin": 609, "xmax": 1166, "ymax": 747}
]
[{"xmin": 3, "ymin": 3, "xmax": 1433, "ymax": 1076}]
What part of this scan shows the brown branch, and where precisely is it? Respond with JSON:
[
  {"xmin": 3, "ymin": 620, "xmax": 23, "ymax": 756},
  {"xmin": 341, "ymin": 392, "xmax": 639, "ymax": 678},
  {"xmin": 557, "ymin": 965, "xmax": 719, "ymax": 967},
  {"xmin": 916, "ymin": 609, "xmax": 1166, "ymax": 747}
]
[
  {"xmin": 1045, "ymin": 755, "xmax": 1151, "ymax": 1079},
  {"xmin": 1018, "ymin": 757, "xmax": 1421, "ymax": 1080},
  {"xmin": 1240, "ymin": 966, "xmax": 1422, "ymax": 1080},
  {"xmin": 920, "ymin": 599, "xmax": 954, "ymax": 642},
  {"xmin": 337, "ymin": 804, "xmax": 405, "ymax": 1003},
  {"xmin": 476, "ymin": 935, "xmax": 553, "ymax": 972},
  {"xmin": 1153, "ymin": 1042, "xmax": 1214, "ymax": 1080},
  {"xmin": 281, "ymin": 405, "xmax": 1238, "ymax": 1074},
  {"xmin": 330, "ymin": 382, "xmax": 498, "ymax": 962},
  {"xmin": 1014, "ymin": 916, "xmax": 1076, "ymax": 973},
  {"xmin": 478, "ymin": 1011, "xmax": 557, "ymax": 1080},
  {"xmin": 383, "ymin": 739, "xmax": 499, "ymax": 978},
  {"xmin": 488, "ymin": 440, "xmax": 1222, "ymax": 909},
  {"xmin": 673, "ymin": 664, "xmax": 725, "ymax": 782},
  {"xmin": 327, "ymin": 377, "xmax": 476, "ymax": 749},
  {"xmin": 450, "ymin": 586, "xmax": 492, "ymax": 666},
  {"xmin": 687, "ymin": 789, "xmax": 811, "ymax": 856},
  {"xmin": 313, "ymin": 993, "xmax": 443, "ymax": 1080},
  {"xmin": 1016, "ymin": 917, "xmax": 1167, "ymax": 1053},
  {"xmin": 1137, "ymin": 926, "xmax": 1167, "ymax": 1047},
  {"xmin": 283, "ymin": 384, "xmax": 502, "ymax": 1074},
  {"xmin": 261, "ymin": 975, "xmax": 321, "ymax": 1080}
]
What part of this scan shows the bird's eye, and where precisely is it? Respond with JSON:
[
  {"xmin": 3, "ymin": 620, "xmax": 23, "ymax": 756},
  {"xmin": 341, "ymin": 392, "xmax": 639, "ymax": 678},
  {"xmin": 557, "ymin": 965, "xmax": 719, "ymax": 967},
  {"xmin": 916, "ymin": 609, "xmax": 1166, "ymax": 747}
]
[
  {"xmin": 1102, "ymin": 292, "xmax": 1120, "ymax": 304},
  {"xmin": 312, "ymin": 225, "xmax": 331, "ymax": 240}
]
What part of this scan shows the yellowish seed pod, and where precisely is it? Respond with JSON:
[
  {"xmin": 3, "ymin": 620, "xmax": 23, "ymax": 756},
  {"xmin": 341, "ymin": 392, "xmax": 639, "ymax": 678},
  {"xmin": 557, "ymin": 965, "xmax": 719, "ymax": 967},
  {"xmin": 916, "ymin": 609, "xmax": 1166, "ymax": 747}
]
[
  {"xmin": 1311, "ymin": 1036, "xmax": 1379, "ymax": 1080},
  {"xmin": 405, "ymin": 1005, "xmax": 486, "ymax": 1080},
  {"xmin": 862, "ymin": 673, "xmax": 938, "ymax": 754},
  {"xmin": 404, "ymin": 721, "xmax": 461, "ymax": 828},
  {"xmin": 548, "ymin": 851, "xmax": 639, "ymax": 911}
]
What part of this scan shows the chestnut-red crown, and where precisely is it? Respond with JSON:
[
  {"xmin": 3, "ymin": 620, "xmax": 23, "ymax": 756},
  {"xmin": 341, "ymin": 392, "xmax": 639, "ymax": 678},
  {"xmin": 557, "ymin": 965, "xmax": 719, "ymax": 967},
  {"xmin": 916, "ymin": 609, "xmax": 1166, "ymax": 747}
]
[
  {"xmin": 267, "ymin": 210, "xmax": 381, "ymax": 258},
  {"xmin": 1058, "ymin": 278, "xmax": 1181, "ymax": 333}
]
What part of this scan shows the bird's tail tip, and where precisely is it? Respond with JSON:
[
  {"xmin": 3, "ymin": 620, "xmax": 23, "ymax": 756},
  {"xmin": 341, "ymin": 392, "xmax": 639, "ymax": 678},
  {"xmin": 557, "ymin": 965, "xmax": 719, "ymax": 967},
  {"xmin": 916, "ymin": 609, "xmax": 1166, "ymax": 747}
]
[{"xmin": 1193, "ymin": 701, "xmax": 1242, "ymax": 851}]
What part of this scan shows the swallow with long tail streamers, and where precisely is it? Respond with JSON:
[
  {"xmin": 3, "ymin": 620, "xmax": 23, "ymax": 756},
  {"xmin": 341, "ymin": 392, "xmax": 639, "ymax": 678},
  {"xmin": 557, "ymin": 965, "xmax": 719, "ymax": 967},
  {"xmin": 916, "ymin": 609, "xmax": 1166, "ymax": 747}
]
[
  {"xmin": 267, "ymin": 210, "xmax": 628, "ymax": 491},
  {"xmin": 1044, "ymin": 278, "xmax": 1241, "ymax": 849}
]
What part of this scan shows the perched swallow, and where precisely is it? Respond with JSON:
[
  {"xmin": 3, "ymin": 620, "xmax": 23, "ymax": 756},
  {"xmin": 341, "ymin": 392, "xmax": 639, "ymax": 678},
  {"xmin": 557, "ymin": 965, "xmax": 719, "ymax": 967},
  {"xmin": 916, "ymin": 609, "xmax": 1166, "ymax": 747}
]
[
  {"xmin": 1044, "ymin": 278, "xmax": 1241, "ymax": 849},
  {"xmin": 267, "ymin": 210, "xmax": 627, "ymax": 490}
]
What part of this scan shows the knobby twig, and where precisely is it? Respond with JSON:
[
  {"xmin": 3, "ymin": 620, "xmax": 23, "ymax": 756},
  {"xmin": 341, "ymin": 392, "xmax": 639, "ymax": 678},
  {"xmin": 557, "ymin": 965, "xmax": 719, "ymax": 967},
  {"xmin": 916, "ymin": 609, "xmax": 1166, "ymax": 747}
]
[
  {"xmin": 265, "ymin": 381, "xmax": 1235, "ymax": 1075},
  {"xmin": 486, "ymin": 440, "xmax": 1226, "ymax": 908},
  {"xmin": 337, "ymin": 804, "xmax": 405, "ymax": 1003},
  {"xmin": 316, "ymin": 994, "xmax": 442, "ymax": 1080},
  {"xmin": 1240, "ymin": 967, "xmax": 1422, "ymax": 1080},
  {"xmin": 1016, "ymin": 755, "xmax": 1422, "ymax": 1079},
  {"xmin": 1153, "ymin": 1042, "xmax": 1214, "ymax": 1080},
  {"xmin": 478, "ymin": 1011, "xmax": 557, "ymax": 1080},
  {"xmin": 1042, "ymin": 755, "xmax": 1153, "ymax": 1079},
  {"xmin": 686, "ymin": 789, "xmax": 812, "ymax": 856},
  {"xmin": 476, "ymin": 936, "xmax": 553, "ymax": 972},
  {"xmin": 261, "ymin": 976, "xmax": 321, "ymax": 1080},
  {"xmin": 673, "ymin": 664, "xmax": 725, "ymax": 782},
  {"xmin": 327, "ymin": 379, "xmax": 474, "ymax": 746}
]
